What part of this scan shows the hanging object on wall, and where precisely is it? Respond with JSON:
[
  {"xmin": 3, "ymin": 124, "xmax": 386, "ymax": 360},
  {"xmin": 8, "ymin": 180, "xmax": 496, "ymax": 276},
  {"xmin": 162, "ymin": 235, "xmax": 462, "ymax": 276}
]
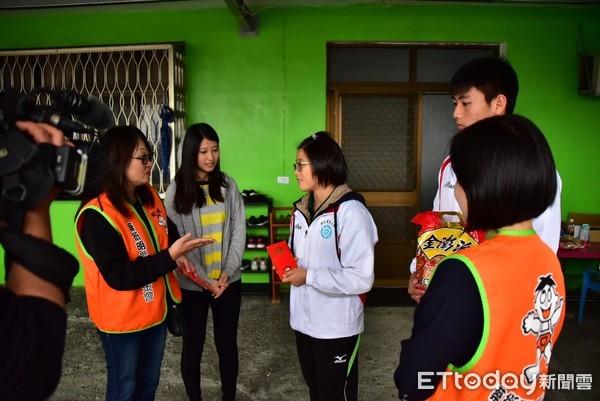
[{"xmin": 159, "ymin": 104, "xmax": 174, "ymax": 177}]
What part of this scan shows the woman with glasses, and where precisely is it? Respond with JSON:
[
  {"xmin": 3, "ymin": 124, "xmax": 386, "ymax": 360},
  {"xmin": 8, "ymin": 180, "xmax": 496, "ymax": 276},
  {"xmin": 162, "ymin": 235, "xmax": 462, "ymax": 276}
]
[
  {"xmin": 74, "ymin": 125, "xmax": 212, "ymax": 401},
  {"xmin": 282, "ymin": 131, "xmax": 378, "ymax": 401},
  {"xmin": 164, "ymin": 123, "xmax": 246, "ymax": 401}
]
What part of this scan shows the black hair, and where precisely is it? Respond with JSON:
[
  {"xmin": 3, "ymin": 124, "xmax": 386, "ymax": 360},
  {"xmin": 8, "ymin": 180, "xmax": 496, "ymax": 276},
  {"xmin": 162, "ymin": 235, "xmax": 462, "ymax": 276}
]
[
  {"xmin": 450, "ymin": 114, "xmax": 557, "ymax": 232},
  {"xmin": 173, "ymin": 123, "xmax": 226, "ymax": 214},
  {"xmin": 298, "ymin": 131, "xmax": 348, "ymax": 188},
  {"xmin": 78, "ymin": 125, "xmax": 154, "ymax": 217},
  {"xmin": 535, "ymin": 274, "xmax": 557, "ymax": 293},
  {"xmin": 450, "ymin": 57, "xmax": 519, "ymax": 114}
]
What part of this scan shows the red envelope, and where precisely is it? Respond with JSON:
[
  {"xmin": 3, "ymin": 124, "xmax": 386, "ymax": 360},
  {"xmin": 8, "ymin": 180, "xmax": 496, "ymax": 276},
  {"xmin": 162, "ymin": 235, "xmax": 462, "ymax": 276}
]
[
  {"xmin": 266, "ymin": 240, "xmax": 298, "ymax": 280},
  {"xmin": 179, "ymin": 268, "xmax": 216, "ymax": 294}
]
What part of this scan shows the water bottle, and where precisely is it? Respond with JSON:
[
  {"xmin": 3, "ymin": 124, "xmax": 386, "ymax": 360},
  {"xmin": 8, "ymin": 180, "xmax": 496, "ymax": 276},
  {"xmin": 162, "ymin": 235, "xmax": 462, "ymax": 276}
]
[
  {"xmin": 567, "ymin": 218, "xmax": 575, "ymax": 237},
  {"xmin": 580, "ymin": 223, "xmax": 590, "ymax": 244}
]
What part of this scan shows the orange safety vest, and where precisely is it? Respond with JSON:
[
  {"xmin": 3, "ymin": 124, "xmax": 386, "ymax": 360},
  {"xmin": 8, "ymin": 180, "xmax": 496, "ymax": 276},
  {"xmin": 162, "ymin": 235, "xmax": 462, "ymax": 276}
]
[
  {"xmin": 427, "ymin": 230, "xmax": 565, "ymax": 401},
  {"xmin": 74, "ymin": 186, "xmax": 181, "ymax": 333}
]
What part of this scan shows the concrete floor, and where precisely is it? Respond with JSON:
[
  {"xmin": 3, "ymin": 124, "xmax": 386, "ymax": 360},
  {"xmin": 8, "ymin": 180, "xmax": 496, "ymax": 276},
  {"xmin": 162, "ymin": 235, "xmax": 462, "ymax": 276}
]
[{"xmin": 49, "ymin": 287, "xmax": 600, "ymax": 401}]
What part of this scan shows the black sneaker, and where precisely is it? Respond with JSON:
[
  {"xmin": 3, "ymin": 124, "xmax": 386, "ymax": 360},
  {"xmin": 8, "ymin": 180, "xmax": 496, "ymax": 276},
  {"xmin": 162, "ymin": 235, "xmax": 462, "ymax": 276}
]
[
  {"xmin": 241, "ymin": 189, "xmax": 256, "ymax": 198},
  {"xmin": 242, "ymin": 191, "xmax": 271, "ymax": 206},
  {"xmin": 247, "ymin": 215, "xmax": 269, "ymax": 227}
]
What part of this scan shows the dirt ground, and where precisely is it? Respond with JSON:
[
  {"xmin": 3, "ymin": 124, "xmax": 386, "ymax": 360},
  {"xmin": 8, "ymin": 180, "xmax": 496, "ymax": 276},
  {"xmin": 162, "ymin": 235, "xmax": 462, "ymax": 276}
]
[
  {"xmin": 49, "ymin": 287, "xmax": 600, "ymax": 401},
  {"xmin": 49, "ymin": 288, "xmax": 409, "ymax": 401}
]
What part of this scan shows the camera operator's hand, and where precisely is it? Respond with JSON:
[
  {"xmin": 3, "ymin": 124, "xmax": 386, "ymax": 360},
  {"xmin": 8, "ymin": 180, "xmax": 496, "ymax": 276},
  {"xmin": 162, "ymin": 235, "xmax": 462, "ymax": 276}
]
[
  {"xmin": 16, "ymin": 120, "xmax": 71, "ymax": 147},
  {"xmin": 5, "ymin": 121, "xmax": 73, "ymax": 309}
]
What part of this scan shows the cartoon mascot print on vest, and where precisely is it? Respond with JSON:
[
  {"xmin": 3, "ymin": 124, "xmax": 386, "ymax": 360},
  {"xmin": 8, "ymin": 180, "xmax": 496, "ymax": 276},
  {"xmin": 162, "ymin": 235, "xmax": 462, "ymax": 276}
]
[{"xmin": 521, "ymin": 274, "xmax": 565, "ymax": 384}]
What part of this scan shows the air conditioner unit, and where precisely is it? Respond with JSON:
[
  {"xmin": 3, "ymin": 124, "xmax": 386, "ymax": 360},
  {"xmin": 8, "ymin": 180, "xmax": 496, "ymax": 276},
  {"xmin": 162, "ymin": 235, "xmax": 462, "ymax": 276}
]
[{"xmin": 578, "ymin": 54, "xmax": 600, "ymax": 96}]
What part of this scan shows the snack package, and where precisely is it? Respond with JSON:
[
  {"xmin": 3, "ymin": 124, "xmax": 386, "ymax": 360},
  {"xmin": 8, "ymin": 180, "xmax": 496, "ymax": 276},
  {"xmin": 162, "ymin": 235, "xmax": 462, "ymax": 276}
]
[
  {"xmin": 559, "ymin": 235, "xmax": 585, "ymax": 250},
  {"xmin": 413, "ymin": 211, "xmax": 485, "ymax": 288},
  {"xmin": 266, "ymin": 240, "xmax": 298, "ymax": 280}
]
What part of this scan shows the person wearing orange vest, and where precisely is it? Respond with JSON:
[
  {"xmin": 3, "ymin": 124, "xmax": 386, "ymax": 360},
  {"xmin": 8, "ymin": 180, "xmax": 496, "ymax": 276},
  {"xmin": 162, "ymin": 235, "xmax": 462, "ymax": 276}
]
[
  {"xmin": 74, "ymin": 126, "xmax": 213, "ymax": 401},
  {"xmin": 395, "ymin": 115, "xmax": 566, "ymax": 400},
  {"xmin": 408, "ymin": 58, "xmax": 562, "ymax": 303}
]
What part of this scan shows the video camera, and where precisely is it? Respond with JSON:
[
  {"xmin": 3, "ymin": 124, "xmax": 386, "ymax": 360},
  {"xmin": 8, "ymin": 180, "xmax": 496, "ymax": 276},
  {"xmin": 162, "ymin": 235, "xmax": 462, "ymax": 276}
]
[{"xmin": 0, "ymin": 87, "xmax": 113, "ymax": 211}]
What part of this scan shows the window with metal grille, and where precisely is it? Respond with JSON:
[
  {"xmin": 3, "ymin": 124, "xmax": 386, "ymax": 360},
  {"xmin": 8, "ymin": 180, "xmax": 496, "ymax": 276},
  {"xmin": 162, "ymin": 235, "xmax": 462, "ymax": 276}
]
[{"xmin": 0, "ymin": 43, "xmax": 186, "ymax": 195}]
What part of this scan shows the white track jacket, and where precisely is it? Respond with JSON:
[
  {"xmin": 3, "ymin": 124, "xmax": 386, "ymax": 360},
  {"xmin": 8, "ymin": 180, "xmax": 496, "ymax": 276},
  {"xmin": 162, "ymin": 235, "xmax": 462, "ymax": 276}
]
[{"xmin": 289, "ymin": 190, "xmax": 378, "ymax": 339}]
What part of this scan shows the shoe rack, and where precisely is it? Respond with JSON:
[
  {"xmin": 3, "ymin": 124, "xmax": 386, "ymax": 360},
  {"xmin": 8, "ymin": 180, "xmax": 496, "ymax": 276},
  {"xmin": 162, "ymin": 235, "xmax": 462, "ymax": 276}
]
[
  {"xmin": 242, "ymin": 195, "xmax": 273, "ymax": 294},
  {"xmin": 269, "ymin": 207, "xmax": 294, "ymax": 303}
]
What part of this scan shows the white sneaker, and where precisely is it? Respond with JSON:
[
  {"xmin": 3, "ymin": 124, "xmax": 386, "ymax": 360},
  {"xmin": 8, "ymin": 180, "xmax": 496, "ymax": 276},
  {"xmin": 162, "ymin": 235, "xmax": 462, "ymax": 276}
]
[
  {"xmin": 251, "ymin": 258, "xmax": 259, "ymax": 271},
  {"xmin": 259, "ymin": 258, "xmax": 268, "ymax": 271}
]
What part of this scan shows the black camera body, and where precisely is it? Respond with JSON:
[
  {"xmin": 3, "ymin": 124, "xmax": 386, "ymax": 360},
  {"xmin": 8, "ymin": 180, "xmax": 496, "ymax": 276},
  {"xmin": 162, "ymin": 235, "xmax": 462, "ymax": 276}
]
[
  {"xmin": 0, "ymin": 88, "xmax": 112, "ymax": 210},
  {"xmin": 0, "ymin": 88, "xmax": 112, "ymax": 300}
]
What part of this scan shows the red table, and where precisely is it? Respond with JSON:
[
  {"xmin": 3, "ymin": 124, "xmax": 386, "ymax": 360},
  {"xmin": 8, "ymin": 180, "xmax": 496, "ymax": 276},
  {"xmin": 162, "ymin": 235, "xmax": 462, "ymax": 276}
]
[
  {"xmin": 558, "ymin": 243, "xmax": 600, "ymax": 322},
  {"xmin": 557, "ymin": 242, "xmax": 600, "ymax": 304}
]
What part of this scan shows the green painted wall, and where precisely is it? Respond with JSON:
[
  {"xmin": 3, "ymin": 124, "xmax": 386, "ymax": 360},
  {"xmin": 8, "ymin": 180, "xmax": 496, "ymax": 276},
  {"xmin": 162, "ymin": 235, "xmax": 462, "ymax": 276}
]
[{"xmin": 1, "ymin": 4, "xmax": 599, "ymax": 286}]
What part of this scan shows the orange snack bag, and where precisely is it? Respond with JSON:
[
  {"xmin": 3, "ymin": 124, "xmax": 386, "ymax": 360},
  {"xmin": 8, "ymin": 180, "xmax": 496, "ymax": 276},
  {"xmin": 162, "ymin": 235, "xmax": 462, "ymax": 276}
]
[{"xmin": 413, "ymin": 211, "xmax": 485, "ymax": 288}]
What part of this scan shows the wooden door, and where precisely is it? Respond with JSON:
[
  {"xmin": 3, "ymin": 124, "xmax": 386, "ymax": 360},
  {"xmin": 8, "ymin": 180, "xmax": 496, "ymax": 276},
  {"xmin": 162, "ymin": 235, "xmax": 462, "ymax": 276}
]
[
  {"xmin": 328, "ymin": 89, "xmax": 420, "ymax": 286},
  {"xmin": 326, "ymin": 43, "xmax": 500, "ymax": 287}
]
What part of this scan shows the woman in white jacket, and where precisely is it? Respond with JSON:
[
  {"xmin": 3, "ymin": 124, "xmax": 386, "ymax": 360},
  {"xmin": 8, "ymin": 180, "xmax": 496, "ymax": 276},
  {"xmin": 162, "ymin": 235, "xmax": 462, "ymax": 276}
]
[{"xmin": 282, "ymin": 131, "xmax": 378, "ymax": 401}]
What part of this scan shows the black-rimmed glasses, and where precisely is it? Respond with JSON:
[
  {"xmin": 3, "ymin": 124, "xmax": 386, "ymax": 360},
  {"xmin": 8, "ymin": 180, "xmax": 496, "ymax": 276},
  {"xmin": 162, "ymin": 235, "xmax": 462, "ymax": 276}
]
[
  {"xmin": 293, "ymin": 161, "xmax": 311, "ymax": 172},
  {"xmin": 131, "ymin": 154, "xmax": 153, "ymax": 166}
]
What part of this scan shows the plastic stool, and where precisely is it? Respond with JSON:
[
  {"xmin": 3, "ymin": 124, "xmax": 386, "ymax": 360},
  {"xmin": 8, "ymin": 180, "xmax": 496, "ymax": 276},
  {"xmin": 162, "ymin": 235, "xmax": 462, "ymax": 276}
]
[{"xmin": 578, "ymin": 268, "xmax": 600, "ymax": 323}]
